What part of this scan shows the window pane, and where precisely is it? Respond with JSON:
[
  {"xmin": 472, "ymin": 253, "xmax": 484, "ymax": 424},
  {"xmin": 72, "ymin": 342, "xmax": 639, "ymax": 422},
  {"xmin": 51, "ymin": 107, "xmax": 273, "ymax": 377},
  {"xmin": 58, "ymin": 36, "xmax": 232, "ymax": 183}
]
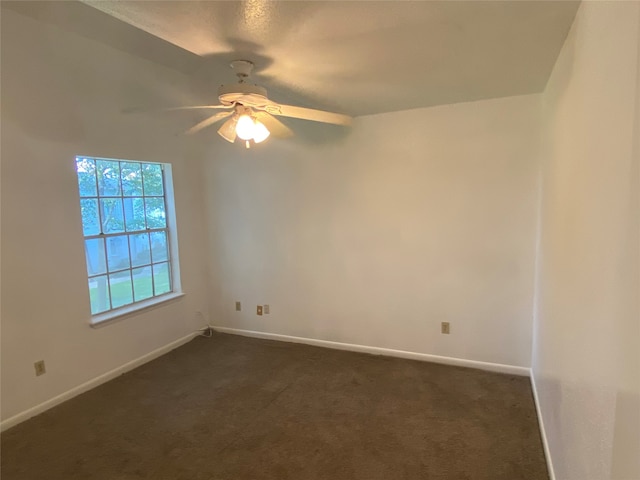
[
  {"xmin": 85, "ymin": 238, "xmax": 106, "ymax": 276},
  {"xmin": 106, "ymin": 235, "xmax": 130, "ymax": 272},
  {"xmin": 96, "ymin": 160, "xmax": 121, "ymax": 196},
  {"xmin": 130, "ymin": 233, "xmax": 151, "ymax": 267},
  {"xmin": 153, "ymin": 262, "xmax": 171, "ymax": 295},
  {"xmin": 150, "ymin": 231, "xmax": 168, "ymax": 263},
  {"xmin": 80, "ymin": 199, "xmax": 100, "ymax": 236},
  {"xmin": 100, "ymin": 199, "xmax": 125, "ymax": 234},
  {"xmin": 132, "ymin": 266, "xmax": 153, "ymax": 302},
  {"xmin": 142, "ymin": 163, "xmax": 163, "ymax": 196},
  {"xmin": 121, "ymin": 162, "xmax": 143, "ymax": 196},
  {"xmin": 109, "ymin": 270, "xmax": 133, "ymax": 308},
  {"xmin": 124, "ymin": 197, "xmax": 146, "ymax": 232},
  {"xmin": 76, "ymin": 157, "xmax": 175, "ymax": 315},
  {"xmin": 76, "ymin": 158, "xmax": 97, "ymax": 197},
  {"xmin": 145, "ymin": 198, "xmax": 166, "ymax": 228},
  {"xmin": 89, "ymin": 275, "xmax": 110, "ymax": 314}
]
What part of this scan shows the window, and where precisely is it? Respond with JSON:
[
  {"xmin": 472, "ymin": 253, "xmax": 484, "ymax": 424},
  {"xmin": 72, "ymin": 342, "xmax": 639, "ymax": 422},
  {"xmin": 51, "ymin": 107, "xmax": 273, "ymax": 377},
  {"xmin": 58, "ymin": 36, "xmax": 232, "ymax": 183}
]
[{"xmin": 75, "ymin": 156, "xmax": 179, "ymax": 319}]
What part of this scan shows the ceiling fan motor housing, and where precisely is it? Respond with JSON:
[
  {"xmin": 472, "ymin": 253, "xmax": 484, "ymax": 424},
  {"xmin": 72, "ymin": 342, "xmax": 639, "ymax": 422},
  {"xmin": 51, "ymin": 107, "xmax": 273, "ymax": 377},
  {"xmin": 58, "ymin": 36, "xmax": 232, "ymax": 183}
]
[{"xmin": 218, "ymin": 83, "xmax": 269, "ymax": 107}]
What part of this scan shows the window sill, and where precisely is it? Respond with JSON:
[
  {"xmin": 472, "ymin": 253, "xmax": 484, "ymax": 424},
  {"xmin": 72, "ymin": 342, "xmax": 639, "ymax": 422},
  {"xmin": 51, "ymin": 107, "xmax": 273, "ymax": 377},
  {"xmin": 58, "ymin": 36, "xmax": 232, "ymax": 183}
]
[{"xmin": 89, "ymin": 292, "xmax": 185, "ymax": 328}]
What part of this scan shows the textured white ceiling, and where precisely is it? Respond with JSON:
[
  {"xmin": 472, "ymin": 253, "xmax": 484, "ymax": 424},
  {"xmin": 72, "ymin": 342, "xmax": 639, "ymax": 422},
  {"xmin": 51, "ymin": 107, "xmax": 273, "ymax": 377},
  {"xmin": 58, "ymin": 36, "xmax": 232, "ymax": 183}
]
[{"xmin": 11, "ymin": 1, "xmax": 581, "ymax": 116}]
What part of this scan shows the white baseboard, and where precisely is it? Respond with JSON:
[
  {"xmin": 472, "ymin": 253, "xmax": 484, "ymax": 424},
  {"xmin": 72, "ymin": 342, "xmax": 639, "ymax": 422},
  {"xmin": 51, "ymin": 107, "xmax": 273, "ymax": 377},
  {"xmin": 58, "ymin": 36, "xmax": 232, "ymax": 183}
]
[
  {"xmin": 530, "ymin": 371, "xmax": 555, "ymax": 480},
  {"xmin": 213, "ymin": 326, "xmax": 530, "ymax": 376},
  {"xmin": 1, "ymin": 332, "xmax": 198, "ymax": 432}
]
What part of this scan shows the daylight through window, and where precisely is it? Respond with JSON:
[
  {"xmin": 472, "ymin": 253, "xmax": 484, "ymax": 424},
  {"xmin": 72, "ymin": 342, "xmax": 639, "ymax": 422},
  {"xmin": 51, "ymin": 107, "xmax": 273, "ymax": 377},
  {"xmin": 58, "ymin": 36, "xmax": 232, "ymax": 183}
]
[{"xmin": 76, "ymin": 157, "xmax": 175, "ymax": 315}]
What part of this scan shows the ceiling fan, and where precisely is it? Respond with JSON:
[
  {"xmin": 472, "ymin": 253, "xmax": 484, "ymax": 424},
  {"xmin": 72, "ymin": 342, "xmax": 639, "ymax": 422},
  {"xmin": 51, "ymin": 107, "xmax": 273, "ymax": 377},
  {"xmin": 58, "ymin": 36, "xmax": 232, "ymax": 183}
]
[{"xmin": 152, "ymin": 60, "xmax": 352, "ymax": 148}]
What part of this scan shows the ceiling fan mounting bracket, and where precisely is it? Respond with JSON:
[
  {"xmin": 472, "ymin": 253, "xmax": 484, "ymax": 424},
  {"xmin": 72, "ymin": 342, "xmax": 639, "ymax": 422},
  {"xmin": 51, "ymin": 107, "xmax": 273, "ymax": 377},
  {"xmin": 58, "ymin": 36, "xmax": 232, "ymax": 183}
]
[
  {"xmin": 218, "ymin": 60, "xmax": 271, "ymax": 106},
  {"xmin": 230, "ymin": 60, "xmax": 254, "ymax": 80}
]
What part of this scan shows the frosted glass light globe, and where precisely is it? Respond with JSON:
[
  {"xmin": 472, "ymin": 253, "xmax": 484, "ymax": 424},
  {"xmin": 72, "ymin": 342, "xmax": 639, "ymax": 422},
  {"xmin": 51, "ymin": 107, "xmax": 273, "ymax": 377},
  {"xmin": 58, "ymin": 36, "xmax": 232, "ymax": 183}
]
[
  {"xmin": 235, "ymin": 115, "xmax": 255, "ymax": 140},
  {"xmin": 253, "ymin": 121, "xmax": 270, "ymax": 143}
]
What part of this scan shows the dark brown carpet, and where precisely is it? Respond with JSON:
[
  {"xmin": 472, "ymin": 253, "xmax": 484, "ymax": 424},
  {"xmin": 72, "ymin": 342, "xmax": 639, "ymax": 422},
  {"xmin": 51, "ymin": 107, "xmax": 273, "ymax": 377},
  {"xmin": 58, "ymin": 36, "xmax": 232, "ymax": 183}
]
[{"xmin": 1, "ymin": 332, "xmax": 548, "ymax": 480}]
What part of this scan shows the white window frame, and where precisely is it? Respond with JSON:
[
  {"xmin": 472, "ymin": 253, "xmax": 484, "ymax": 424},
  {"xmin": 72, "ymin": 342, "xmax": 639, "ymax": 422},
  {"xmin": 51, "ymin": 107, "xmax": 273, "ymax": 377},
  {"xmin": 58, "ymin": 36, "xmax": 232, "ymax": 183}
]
[{"xmin": 75, "ymin": 156, "xmax": 183, "ymax": 327}]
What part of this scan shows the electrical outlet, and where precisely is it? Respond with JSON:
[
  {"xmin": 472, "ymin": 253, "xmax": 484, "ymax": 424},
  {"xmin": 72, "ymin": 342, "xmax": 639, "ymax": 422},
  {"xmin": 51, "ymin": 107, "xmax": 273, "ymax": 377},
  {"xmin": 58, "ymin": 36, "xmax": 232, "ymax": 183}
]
[
  {"xmin": 441, "ymin": 322, "xmax": 450, "ymax": 334},
  {"xmin": 34, "ymin": 360, "xmax": 46, "ymax": 376},
  {"xmin": 235, "ymin": 301, "xmax": 241, "ymax": 311},
  {"xmin": 264, "ymin": 304, "xmax": 270, "ymax": 314},
  {"xmin": 257, "ymin": 305, "xmax": 263, "ymax": 316}
]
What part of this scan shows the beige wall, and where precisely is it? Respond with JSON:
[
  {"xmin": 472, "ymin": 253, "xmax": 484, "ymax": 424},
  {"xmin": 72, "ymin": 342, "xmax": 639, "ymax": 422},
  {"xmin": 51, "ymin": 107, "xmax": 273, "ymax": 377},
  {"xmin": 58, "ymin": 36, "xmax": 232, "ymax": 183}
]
[
  {"xmin": 534, "ymin": 2, "xmax": 640, "ymax": 479},
  {"xmin": 206, "ymin": 94, "xmax": 541, "ymax": 368},
  {"xmin": 1, "ymin": 8, "xmax": 210, "ymax": 421}
]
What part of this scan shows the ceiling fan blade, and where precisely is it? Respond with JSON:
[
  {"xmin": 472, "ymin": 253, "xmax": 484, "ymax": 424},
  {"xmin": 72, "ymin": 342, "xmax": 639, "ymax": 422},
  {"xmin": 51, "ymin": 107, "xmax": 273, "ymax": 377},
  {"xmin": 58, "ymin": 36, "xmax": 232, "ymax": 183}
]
[
  {"xmin": 254, "ymin": 111, "xmax": 294, "ymax": 139},
  {"xmin": 185, "ymin": 111, "xmax": 232, "ymax": 135},
  {"xmin": 218, "ymin": 117, "xmax": 238, "ymax": 143},
  {"xmin": 264, "ymin": 103, "xmax": 352, "ymax": 126},
  {"xmin": 124, "ymin": 104, "xmax": 231, "ymax": 114}
]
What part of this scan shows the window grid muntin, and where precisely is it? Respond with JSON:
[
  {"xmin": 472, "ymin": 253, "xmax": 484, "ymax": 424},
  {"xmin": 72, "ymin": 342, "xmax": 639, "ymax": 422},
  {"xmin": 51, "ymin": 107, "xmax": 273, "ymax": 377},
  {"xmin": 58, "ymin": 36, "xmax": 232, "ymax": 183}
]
[{"xmin": 78, "ymin": 157, "xmax": 173, "ymax": 315}]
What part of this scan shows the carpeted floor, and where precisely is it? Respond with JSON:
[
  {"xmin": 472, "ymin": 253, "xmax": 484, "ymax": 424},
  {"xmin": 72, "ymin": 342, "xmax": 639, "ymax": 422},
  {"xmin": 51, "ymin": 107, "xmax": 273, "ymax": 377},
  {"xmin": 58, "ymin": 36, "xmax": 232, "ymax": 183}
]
[{"xmin": 1, "ymin": 332, "xmax": 548, "ymax": 480}]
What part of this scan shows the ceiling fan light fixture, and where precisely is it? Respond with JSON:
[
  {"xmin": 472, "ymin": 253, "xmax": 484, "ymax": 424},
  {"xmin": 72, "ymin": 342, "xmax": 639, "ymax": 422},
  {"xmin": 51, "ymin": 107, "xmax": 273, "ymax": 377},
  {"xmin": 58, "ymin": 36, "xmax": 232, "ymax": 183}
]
[
  {"xmin": 253, "ymin": 121, "xmax": 270, "ymax": 143},
  {"xmin": 235, "ymin": 113, "xmax": 271, "ymax": 144},
  {"xmin": 218, "ymin": 117, "xmax": 238, "ymax": 143},
  {"xmin": 236, "ymin": 114, "xmax": 256, "ymax": 140}
]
